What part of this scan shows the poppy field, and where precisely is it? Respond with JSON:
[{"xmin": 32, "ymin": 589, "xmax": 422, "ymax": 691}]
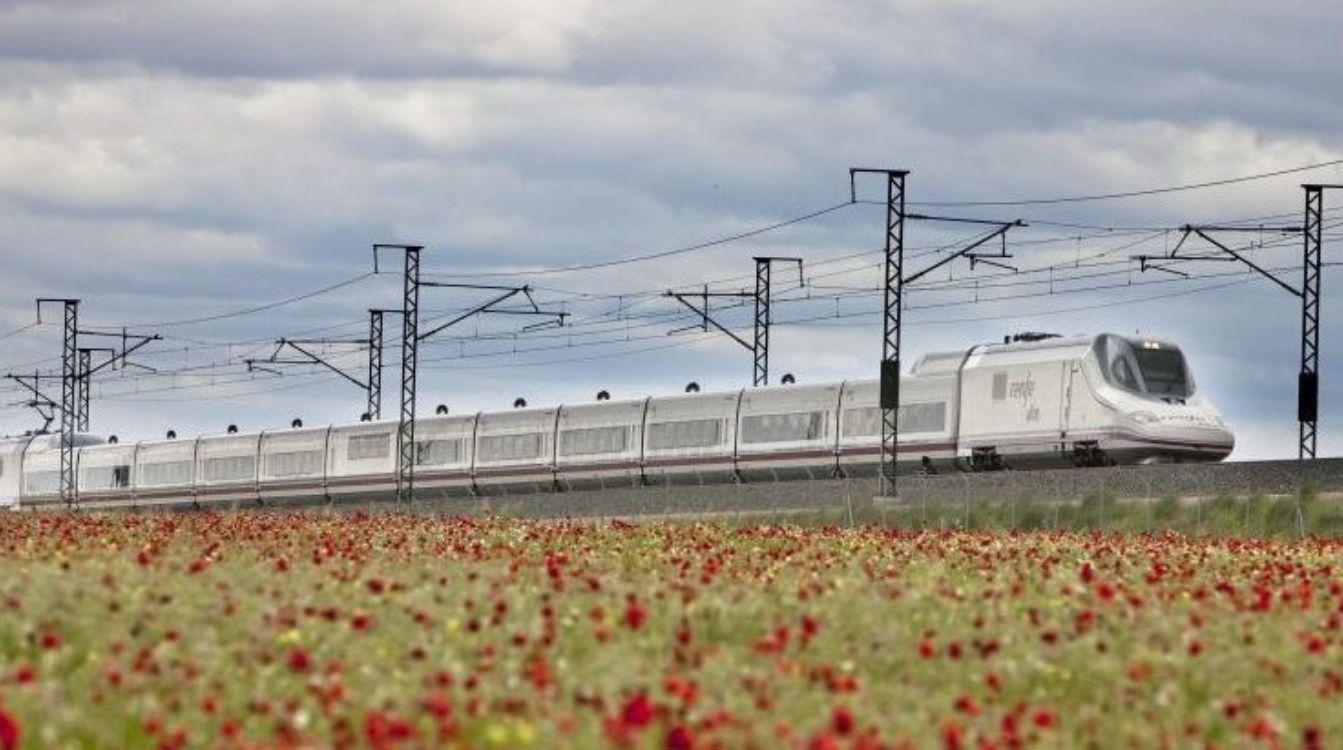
[{"xmin": 1, "ymin": 511, "xmax": 1341, "ymax": 749}]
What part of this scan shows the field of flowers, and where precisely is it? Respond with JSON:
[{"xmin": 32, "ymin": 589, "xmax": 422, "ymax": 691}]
[{"xmin": 1, "ymin": 511, "xmax": 1341, "ymax": 749}]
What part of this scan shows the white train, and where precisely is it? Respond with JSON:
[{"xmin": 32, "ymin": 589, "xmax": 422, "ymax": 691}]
[{"xmin": 0, "ymin": 333, "xmax": 1234, "ymax": 509}]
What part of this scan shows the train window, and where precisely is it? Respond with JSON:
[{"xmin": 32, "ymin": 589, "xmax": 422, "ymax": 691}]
[
  {"xmin": 741, "ymin": 411, "xmax": 825, "ymax": 444},
  {"xmin": 843, "ymin": 403, "xmax": 947, "ymax": 437},
  {"xmin": 902, "ymin": 402, "xmax": 946, "ymax": 433},
  {"xmin": 1112, "ymin": 356, "xmax": 1140, "ymax": 391},
  {"xmin": 78, "ymin": 467, "xmax": 110, "ymax": 490},
  {"xmin": 478, "ymin": 433, "xmax": 543, "ymax": 462},
  {"xmin": 842, "ymin": 407, "xmax": 881, "ymax": 438},
  {"xmin": 647, "ymin": 419, "xmax": 721, "ymax": 450},
  {"xmin": 347, "ymin": 433, "xmax": 391, "ymax": 461},
  {"xmin": 140, "ymin": 461, "xmax": 192, "ymax": 487},
  {"xmin": 24, "ymin": 471, "xmax": 60, "ymax": 494},
  {"xmin": 992, "ymin": 373, "xmax": 1008, "ymax": 401},
  {"xmin": 1133, "ymin": 347, "xmax": 1193, "ymax": 398},
  {"xmin": 78, "ymin": 465, "xmax": 131, "ymax": 490},
  {"xmin": 266, "ymin": 450, "xmax": 323, "ymax": 478},
  {"xmin": 415, "ymin": 439, "xmax": 463, "ymax": 466},
  {"xmin": 202, "ymin": 455, "xmax": 256, "ymax": 482},
  {"xmin": 560, "ymin": 426, "xmax": 629, "ymax": 457},
  {"xmin": 0, "ymin": 458, "xmax": 4, "ymax": 477}
]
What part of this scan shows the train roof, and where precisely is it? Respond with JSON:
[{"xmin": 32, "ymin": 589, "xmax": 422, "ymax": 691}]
[{"xmin": 912, "ymin": 333, "xmax": 1104, "ymax": 375}]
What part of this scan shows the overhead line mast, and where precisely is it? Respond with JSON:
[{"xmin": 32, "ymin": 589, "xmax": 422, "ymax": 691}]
[
  {"xmin": 851, "ymin": 168, "xmax": 1026, "ymax": 498},
  {"xmin": 373, "ymin": 245, "xmax": 565, "ymax": 503}
]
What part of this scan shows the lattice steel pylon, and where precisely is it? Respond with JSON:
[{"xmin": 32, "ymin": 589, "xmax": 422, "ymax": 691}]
[
  {"xmin": 76, "ymin": 349, "xmax": 91, "ymax": 433},
  {"xmin": 368, "ymin": 309, "xmax": 385, "ymax": 421},
  {"xmin": 850, "ymin": 169, "xmax": 908, "ymax": 498},
  {"xmin": 395, "ymin": 247, "xmax": 423, "ymax": 503},
  {"xmin": 752, "ymin": 257, "xmax": 804, "ymax": 388},
  {"xmin": 754, "ymin": 259, "xmax": 771, "ymax": 387},
  {"xmin": 1300, "ymin": 185, "xmax": 1328, "ymax": 460},
  {"xmin": 37, "ymin": 298, "xmax": 80, "ymax": 507}
]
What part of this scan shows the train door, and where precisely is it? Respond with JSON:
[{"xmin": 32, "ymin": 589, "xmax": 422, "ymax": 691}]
[
  {"xmin": 1061, "ymin": 361, "xmax": 1076, "ymax": 441},
  {"xmin": 1062, "ymin": 358, "xmax": 1106, "ymax": 466}
]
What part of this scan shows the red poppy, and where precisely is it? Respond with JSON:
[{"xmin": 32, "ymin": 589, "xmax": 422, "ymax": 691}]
[
  {"xmin": 39, "ymin": 630, "xmax": 61, "ymax": 650},
  {"xmin": 624, "ymin": 598, "xmax": 648, "ymax": 631},
  {"xmin": 11, "ymin": 664, "xmax": 35, "ymax": 685},
  {"xmin": 286, "ymin": 647, "xmax": 311, "ymax": 672},
  {"xmin": 831, "ymin": 705, "xmax": 854, "ymax": 735},
  {"xmin": 621, "ymin": 692, "xmax": 654, "ymax": 728},
  {"xmin": 665, "ymin": 724, "xmax": 695, "ymax": 750},
  {"xmin": 0, "ymin": 707, "xmax": 18, "ymax": 750}
]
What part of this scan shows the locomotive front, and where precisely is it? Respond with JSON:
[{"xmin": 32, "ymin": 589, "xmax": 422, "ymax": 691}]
[{"xmin": 1092, "ymin": 334, "xmax": 1235, "ymax": 462}]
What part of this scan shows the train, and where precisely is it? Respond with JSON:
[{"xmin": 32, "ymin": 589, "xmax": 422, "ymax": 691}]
[{"xmin": 0, "ymin": 332, "xmax": 1235, "ymax": 510}]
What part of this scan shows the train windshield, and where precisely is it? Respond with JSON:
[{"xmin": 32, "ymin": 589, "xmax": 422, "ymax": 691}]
[{"xmin": 1098, "ymin": 335, "xmax": 1195, "ymax": 399}]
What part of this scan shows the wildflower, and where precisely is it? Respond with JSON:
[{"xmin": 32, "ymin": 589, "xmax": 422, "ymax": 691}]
[
  {"xmin": 621, "ymin": 692, "xmax": 654, "ymax": 728},
  {"xmin": 624, "ymin": 597, "xmax": 647, "ymax": 631},
  {"xmin": 1080, "ymin": 562, "xmax": 1095, "ymax": 584},
  {"xmin": 0, "ymin": 707, "xmax": 18, "ymax": 750},
  {"xmin": 665, "ymin": 724, "xmax": 694, "ymax": 750},
  {"xmin": 918, "ymin": 638, "xmax": 937, "ymax": 659},
  {"xmin": 800, "ymin": 614, "xmax": 821, "ymax": 645},
  {"xmin": 11, "ymin": 664, "xmax": 35, "ymax": 685},
  {"xmin": 953, "ymin": 694, "xmax": 981, "ymax": 716},
  {"xmin": 286, "ymin": 647, "xmax": 312, "ymax": 672},
  {"xmin": 831, "ymin": 705, "xmax": 854, "ymax": 735},
  {"xmin": 39, "ymin": 630, "xmax": 61, "ymax": 651}
]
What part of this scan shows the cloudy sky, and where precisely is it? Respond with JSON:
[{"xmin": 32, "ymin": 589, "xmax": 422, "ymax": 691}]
[{"xmin": 1, "ymin": 0, "xmax": 1340, "ymax": 460}]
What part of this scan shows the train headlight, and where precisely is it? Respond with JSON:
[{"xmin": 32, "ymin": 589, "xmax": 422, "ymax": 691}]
[{"xmin": 1131, "ymin": 411, "xmax": 1159, "ymax": 424}]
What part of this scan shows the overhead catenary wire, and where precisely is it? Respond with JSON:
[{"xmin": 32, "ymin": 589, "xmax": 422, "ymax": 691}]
[
  {"xmin": 3, "ymin": 166, "xmax": 1339, "ymax": 425},
  {"xmin": 903, "ymin": 158, "xmax": 1343, "ymax": 208}
]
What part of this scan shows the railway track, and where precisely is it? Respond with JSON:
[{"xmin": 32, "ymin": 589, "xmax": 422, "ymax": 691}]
[{"xmin": 19, "ymin": 457, "xmax": 1343, "ymax": 520}]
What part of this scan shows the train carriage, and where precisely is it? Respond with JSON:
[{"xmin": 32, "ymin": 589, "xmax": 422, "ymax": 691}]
[
  {"xmin": 76, "ymin": 440, "xmax": 137, "ymax": 506},
  {"xmin": 195, "ymin": 432, "xmax": 262, "ymax": 505},
  {"xmin": 555, "ymin": 399, "xmax": 646, "ymax": 491},
  {"xmin": 408, "ymin": 414, "xmax": 477, "ymax": 499},
  {"xmin": 735, "ymin": 383, "xmax": 841, "ymax": 481},
  {"xmin": 0, "ymin": 436, "xmax": 34, "ymax": 509},
  {"xmin": 21, "ymin": 435, "xmax": 72, "ymax": 508},
  {"xmin": 257, "ymin": 427, "xmax": 331, "ymax": 505},
  {"xmin": 642, "ymin": 390, "xmax": 740, "ymax": 486},
  {"xmin": 325, "ymin": 420, "xmax": 399, "ymax": 503},
  {"xmin": 472, "ymin": 407, "xmax": 557, "ymax": 494},
  {"xmin": 134, "ymin": 438, "xmax": 198, "ymax": 507}
]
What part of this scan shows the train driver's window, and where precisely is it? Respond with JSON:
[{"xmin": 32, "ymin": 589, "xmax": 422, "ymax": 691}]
[{"xmin": 1111, "ymin": 357, "xmax": 1140, "ymax": 392}]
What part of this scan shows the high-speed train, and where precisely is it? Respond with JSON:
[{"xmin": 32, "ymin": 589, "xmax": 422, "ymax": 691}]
[{"xmin": 1, "ymin": 333, "xmax": 1234, "ymax": 510}]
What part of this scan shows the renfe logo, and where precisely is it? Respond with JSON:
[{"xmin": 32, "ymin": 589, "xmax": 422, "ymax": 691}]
[
  {"xmin": 1010, "ymin": 372, "xmax": 1041, "ymax": 423},
  {"xmin": 1009, "ymin": 374, "xmax": 1035, "ymax": 401}
]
